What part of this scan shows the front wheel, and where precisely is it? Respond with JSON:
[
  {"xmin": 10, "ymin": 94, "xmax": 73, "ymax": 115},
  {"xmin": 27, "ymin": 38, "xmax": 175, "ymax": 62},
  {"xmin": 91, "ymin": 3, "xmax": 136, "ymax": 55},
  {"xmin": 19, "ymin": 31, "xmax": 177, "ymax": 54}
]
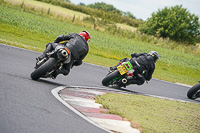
[
  {"xmin": 102, "ymin": 70, "xmax": 121, "ymax": 86},
  {"xmin": 31, "ymin": 58, "xmax": 57, "ymax": 80},
  {"xmin": 187, "ymin": 83, "xmax": 200, "ymax": 99}
]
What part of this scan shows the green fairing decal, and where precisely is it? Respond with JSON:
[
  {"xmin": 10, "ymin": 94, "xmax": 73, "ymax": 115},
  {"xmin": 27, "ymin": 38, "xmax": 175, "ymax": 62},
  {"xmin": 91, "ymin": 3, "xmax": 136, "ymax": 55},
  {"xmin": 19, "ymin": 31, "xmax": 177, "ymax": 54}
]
[
  {"xmin": 123, "ymin": 62, "xmax": 133, "ymax": 71},
  {"xmin": 111, "ymin": 76, "xmax": 123, "ymax": 83}
]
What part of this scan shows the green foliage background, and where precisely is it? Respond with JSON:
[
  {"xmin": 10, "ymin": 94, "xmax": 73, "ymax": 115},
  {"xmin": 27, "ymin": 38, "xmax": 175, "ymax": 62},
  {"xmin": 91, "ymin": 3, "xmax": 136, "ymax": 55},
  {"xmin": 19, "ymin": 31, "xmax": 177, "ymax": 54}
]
[
  {"xmin": 139, "ymin": 5, "xmax": 200, "ymax": 44},
  {"xmin": 0, "ymin": 0, "xmax": 200, "ymax": 86},
  {"xmin": 35, "ymin": 0, "xmax": 143, "ymax": 27},
  {"xmin": 0, "ymin": 2, "xmax": 200, "ymax": 132}
]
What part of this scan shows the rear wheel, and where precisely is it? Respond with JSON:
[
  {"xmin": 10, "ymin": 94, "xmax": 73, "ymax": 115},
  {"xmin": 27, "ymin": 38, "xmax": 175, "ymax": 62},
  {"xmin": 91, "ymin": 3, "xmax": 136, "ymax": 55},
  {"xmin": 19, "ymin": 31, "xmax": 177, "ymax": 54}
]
[
  {"xmin": 187, "ymin": 83, "xmax": 200, "ymax": 99},
  {"xmin": 102, "ymin": 70, "xmax": 121, "ymax": 86},
  {"xmin": 31, "ymin": 58, "xmax": 57, "ymax": 80}
]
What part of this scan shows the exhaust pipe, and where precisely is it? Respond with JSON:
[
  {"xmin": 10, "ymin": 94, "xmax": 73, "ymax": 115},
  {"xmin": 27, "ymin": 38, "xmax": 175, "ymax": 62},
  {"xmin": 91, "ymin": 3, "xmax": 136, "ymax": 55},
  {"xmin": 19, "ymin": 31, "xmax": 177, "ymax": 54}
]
[
  {"xmin": 122, "ymin": 78, "xmax": 127, "ymax": 84},
  {"xmin": 61, "ymin": 50, "xmax": 68, "ymax": 57}
]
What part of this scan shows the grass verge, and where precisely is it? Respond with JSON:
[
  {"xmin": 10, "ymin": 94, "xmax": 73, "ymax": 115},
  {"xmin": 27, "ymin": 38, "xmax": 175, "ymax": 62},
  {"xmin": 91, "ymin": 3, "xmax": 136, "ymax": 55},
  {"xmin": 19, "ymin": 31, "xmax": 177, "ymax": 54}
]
[
  {"xmin": 1, "ymin": 1, "xmax": 200, "ymax": 86},
  {"xmin": 96, "ymin": 93, "xmax": 200, "ymax": 133},
  {"xmin": 0, "ymin": 2, "xmax": 199, "ymax": 86},
  {"xmin": 1, "ymin": 1, "xmax": 200, "ymax": 132}
]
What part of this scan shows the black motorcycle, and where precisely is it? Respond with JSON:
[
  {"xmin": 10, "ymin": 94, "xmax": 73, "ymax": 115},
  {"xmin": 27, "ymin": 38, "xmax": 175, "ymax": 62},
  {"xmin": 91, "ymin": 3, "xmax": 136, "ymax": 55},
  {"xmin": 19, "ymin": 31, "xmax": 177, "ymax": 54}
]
[
  {"xmin": 31, "ymin": 45, "xmax": 71, "ymax": 80},
  {"xmin": 102, "ymin": 61, "xmax": 145, "ymax": 88},
  {"xmin": 187, "ymin": 81, "xmax": 200, "ymax": 100}
]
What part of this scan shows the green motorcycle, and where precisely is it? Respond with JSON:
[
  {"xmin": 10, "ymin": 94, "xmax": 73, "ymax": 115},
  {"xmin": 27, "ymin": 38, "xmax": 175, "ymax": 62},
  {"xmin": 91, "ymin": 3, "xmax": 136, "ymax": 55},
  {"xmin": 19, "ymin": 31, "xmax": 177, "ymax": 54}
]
[{"xmin": 102, "ymin": 61, "xmax": 136, "ymax": 88}]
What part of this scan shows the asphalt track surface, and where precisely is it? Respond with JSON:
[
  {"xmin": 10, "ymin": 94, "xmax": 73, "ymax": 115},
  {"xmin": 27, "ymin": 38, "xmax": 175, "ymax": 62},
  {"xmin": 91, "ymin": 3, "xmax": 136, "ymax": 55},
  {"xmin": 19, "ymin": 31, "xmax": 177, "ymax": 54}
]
[{"xmin": 0, "ymin": 44, "xmax": 199, "ymax": 133}]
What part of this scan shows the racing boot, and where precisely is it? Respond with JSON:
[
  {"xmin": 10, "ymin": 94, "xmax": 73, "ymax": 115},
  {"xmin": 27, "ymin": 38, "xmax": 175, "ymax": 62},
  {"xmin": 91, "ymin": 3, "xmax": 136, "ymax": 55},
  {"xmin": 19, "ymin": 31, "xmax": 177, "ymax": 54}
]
[
  {"xmin": 109, "ymin": 66, "xmax": 118, "ymax": 72},
  {"xmin": 36, "ymin": 43, "xmax": 55, "ymax": 62},
  {"xmin": 35, "ymin": 53, "xmax": 48, "ymax": 69},
  {"xmin": 36, "ymin": 53, "xmax": 48, "ymax": 62},
  {"xmin": 51, "ymin": 68, "xmax": 69, "ymax": 79},
  {"xmin": 109, "ymin": 61, "xmax": 122, "ymax": 71}
]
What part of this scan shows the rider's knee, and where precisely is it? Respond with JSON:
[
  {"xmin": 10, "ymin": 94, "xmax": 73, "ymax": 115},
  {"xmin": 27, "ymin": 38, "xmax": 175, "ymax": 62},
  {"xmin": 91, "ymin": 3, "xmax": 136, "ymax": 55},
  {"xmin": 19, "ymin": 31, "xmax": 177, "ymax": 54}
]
[
  {"xmin": 46, "ymin": 42, "xmax": 52, "ymax": 47},
  {"xmin": 61, "ymin": 69, "xmax": 69, "ymax": 76},
  {"xmin": 137, "ymin": 80, "xmax": 145, "ymax": 85},
  {"xmin": 129, "ymin": 79, "xmax": 145, "ymax": 85}
]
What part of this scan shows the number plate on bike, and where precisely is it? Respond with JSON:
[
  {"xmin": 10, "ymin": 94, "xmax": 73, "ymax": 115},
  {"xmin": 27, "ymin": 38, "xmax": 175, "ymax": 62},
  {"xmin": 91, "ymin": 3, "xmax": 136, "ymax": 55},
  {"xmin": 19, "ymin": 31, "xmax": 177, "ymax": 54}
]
[{"xmin": 117, "ymin": 65, "xmax": 127, "ymax": 75}]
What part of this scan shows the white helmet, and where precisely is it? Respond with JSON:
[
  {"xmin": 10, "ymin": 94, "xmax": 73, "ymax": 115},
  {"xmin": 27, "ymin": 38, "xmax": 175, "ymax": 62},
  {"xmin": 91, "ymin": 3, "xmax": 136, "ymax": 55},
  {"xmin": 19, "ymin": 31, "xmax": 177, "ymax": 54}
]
[{"xmin": 149, "ymin": 51, "xmax": 159, "ymax": 63}]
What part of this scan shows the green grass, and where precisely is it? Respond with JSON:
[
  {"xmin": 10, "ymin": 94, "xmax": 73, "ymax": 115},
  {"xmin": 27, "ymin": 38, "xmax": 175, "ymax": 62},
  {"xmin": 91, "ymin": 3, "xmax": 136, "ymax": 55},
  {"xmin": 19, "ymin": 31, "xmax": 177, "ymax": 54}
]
[
  {"xmin": 96, "ymin": 93, "xmax": 200, "ymax": 133},
  {"xmin": 4, "ymin": 0, "xmax": 136, "ymax": 30},
  {"xmin": 116, "ymin": 23, "xmax": 137, "ymax": 31},
  {"xmin": 0, "ymin": 3, "xmax": 199, "ymax": 86},
  {"xmin": 4, "ymin": 0, "xmax": 89, "ymax": 19},
  {"xmin": 1, "ymin": 2, "xmax": 200, "ymax": 132}
]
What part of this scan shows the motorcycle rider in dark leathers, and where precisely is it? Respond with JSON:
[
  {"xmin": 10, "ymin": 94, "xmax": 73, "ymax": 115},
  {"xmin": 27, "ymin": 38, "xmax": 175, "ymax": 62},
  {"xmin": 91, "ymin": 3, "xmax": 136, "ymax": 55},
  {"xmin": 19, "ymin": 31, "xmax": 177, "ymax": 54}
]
[
  {"xmin": 36, "ymin": 31, "xmax": 91, "ymax": 78},
  {"xmin": 110, "ymin": 51, "xmax": 159, "ymax": 86}
]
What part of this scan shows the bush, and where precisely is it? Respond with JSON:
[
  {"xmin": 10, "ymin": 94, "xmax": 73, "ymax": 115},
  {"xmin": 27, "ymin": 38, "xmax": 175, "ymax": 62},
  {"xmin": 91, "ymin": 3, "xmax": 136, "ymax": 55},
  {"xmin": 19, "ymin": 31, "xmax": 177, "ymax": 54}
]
[
  {"xmin": 35, "ymin": 0, "xmax": 143, "ymax": 27},
  {"xmin": 139, "ymin": 5, "xmax": 200, "ymax": 44}
]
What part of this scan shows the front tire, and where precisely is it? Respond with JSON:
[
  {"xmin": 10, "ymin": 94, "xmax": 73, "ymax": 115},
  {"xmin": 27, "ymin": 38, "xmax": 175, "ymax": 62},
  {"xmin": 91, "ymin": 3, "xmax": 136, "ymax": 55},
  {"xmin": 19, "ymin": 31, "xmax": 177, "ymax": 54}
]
[
  {"xmin": 187, "ymin": 83, "xmax": 200, "ymax": 99},
  {"xmin": 102, "ymin": 70, "xmax": 121, "ymax": 86},
  {"xmin": 31, "ymin": 58, "xmax": 57, "ymax": 80}
]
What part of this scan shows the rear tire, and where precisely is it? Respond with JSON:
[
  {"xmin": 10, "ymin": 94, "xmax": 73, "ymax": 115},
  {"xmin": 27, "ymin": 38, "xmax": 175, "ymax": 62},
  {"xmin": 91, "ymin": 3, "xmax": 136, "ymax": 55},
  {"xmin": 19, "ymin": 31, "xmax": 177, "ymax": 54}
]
[
  {"xmin": 187, "ymin": 83, "xmax": 200, "ymax": 99},
  {"xmin": 31, "ymin": 58, "xmax": 57, "ymax": 80},
  {"xmin": 102, "ymin": 70, "xmax": 121, "ymax": 86}
]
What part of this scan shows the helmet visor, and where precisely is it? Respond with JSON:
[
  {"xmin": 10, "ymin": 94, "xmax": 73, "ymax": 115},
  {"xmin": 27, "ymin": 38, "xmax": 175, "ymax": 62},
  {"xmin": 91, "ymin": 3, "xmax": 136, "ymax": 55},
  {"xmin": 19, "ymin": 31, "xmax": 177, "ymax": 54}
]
[{"xmin": 154, "ymin": 57, "xmax": 158, "ymax": 63}]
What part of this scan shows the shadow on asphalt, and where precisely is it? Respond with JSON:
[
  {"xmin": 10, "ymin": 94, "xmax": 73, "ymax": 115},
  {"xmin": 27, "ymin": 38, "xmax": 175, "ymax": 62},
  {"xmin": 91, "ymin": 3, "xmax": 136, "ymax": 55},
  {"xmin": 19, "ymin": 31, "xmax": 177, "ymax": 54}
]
[
  {"xmin": 105, "ymin": 86, "xmax": 142, "ymax": 95},
  {"xmin": 37, "ymin": 79, "xmax": 67, "ymax": 86}
]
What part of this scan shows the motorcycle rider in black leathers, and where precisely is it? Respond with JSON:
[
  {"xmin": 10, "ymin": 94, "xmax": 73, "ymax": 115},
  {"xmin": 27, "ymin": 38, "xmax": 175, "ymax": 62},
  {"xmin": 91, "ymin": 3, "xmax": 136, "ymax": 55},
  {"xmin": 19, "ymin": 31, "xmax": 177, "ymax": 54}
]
[
  {"xmin": 36, "ymin": 31, "xmax": 91, "ymax": 78},
  {"xmin": 110, "ymin": 51, "xmax": 159, "ymax": 86}
]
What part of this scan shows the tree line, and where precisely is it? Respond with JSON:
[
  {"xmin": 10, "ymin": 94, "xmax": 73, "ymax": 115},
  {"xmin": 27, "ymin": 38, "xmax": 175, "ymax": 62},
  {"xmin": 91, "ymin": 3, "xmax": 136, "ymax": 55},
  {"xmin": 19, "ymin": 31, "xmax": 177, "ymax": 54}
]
[
  {"xmin": 36, "ymin": 0, "xmax": 200, "ymax": 44},
  {"xmin": 139, "ymin": 5, "xmax": 200, "ymax": 44},
  {"xmin": 35, "ymin": 0, "xmax": 143, "ymax": 27}
]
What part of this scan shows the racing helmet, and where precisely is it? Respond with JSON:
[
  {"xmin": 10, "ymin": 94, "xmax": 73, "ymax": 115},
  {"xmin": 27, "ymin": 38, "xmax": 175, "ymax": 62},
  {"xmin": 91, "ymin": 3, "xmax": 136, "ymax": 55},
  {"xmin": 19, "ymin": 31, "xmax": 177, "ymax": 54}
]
[
  {"xmin": 79, "ymin": 31, "xmax": 91, "ymax": 42},
  {"xmin": 149, "ymin": 51, "xmax": 159, "ymax": 63}
]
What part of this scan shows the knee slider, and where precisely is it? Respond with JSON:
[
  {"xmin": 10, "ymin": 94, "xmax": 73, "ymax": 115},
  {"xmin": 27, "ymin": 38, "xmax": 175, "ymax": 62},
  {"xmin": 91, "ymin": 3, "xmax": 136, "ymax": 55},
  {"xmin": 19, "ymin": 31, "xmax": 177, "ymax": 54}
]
[{"xmin": 61, "ymin": 69, "xmax": 69, "ymax": 75}]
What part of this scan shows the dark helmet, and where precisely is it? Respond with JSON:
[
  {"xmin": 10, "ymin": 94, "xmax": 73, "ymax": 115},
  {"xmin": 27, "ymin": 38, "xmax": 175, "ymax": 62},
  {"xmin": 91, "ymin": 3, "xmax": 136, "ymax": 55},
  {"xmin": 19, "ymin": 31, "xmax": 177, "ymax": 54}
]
[
  {"xmin": 149, "ymin": 51, "xmax": 159, "ymax": 63},
  {"xmin": 79, "ymin": 31, "xmax": 91, "ymax": 42}
]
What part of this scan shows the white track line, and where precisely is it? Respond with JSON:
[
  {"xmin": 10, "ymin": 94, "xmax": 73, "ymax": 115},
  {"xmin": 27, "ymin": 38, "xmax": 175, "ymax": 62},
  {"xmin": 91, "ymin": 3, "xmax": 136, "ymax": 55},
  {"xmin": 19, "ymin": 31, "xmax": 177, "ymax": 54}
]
[{"xmin": 51, "ymin": 86, "xmax": 113, "ymax": 133}]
